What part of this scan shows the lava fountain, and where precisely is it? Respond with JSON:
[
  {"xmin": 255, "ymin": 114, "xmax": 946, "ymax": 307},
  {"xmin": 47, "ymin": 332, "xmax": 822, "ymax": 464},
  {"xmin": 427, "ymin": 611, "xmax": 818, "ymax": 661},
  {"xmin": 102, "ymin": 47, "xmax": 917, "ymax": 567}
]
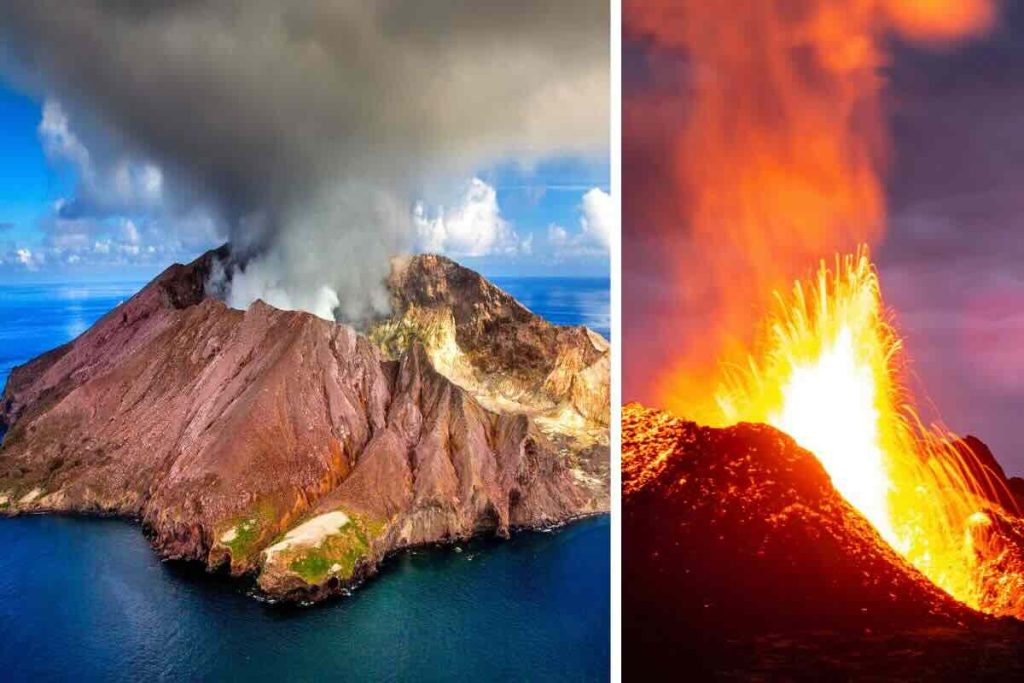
[{"xmin": 715, "ymin": 248, "xmax": 1024, "ymax": 615}]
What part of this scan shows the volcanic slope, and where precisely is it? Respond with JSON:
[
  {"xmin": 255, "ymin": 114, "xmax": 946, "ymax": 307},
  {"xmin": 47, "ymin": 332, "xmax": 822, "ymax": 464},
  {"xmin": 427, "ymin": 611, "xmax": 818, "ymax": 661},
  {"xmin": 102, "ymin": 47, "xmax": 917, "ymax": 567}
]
[
  {"xmin": 0, "ymin": 248, "xmax": 609, "ymax": 602},
  {"xmin": 622, "ymin": 403, "xmax": 1024, "ymax": 679}
]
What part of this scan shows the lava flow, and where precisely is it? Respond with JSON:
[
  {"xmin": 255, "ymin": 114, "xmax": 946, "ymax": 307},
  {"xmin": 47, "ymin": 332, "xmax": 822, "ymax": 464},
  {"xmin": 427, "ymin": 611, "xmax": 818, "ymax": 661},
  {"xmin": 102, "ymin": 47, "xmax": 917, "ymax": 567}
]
[{"xmin": 714, "ymin": 247, "xmax": 1024, "ymax": 616}]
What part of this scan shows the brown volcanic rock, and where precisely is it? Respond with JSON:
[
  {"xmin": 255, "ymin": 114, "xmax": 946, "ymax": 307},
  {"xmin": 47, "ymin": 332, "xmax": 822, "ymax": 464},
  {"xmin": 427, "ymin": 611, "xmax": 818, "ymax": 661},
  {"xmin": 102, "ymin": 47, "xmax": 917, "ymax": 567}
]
[
  {"xmin": 1, "ymin": 245, "xmax": 228, "ymax": 433},
  {"xmin": 381, "ymin": 254, "xmax": 609, "ymax": 427},
  {"xmin": 0, "ymin": 249, "xmax": 606, "ymax": 602},
  {"xmin": 620, "ymin": 403, "xmax": 1024, "ymax": 678}
]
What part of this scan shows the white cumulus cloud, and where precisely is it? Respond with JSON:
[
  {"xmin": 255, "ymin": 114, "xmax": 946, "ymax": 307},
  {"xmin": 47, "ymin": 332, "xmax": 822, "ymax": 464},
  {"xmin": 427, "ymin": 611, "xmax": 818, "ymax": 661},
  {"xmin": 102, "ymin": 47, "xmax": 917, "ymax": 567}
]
[
  {"xmin": 547, "ymin": 187, "xmax": 613, "ymax": 257},
  {"xmin": 2, "ymin": 247, "xmax": 44, "ymax": 270},
  {"xmin": 579, "ymin": 187, "xmax": 612, "ymax": 249},
  {"xmin": 16, "ymin": 248, "xmax": 34, "ymax": 267},
  {"xmin": 415, "ymin": 178, "xmax": 524, "ymax": 257},
  {"xmin": 1, "ymin": 211, "xmax": 220, "ymax": 273}
]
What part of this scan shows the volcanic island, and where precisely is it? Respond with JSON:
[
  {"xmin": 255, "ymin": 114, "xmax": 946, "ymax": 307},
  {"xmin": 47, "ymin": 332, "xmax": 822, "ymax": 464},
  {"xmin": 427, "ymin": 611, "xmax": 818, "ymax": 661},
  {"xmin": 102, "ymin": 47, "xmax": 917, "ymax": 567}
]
[{"xmin": 0, "ymin": 248, "xmax": 609, "ymax": 603}]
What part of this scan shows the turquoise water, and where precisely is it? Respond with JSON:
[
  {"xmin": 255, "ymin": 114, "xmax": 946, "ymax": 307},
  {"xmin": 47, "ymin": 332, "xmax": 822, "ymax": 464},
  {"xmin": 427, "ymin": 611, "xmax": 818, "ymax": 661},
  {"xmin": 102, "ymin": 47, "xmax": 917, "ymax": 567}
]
[{"xmin": 0, "ymin": 277, "xmax": 610, "ymax": 682}]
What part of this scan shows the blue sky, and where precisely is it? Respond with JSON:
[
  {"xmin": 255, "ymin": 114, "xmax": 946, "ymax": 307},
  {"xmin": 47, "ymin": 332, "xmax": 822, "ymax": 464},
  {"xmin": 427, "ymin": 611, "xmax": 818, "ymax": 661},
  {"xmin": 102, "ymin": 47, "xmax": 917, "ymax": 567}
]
[
  {"xmin": 0, "ymin": 83, "xmax": 610, "ymax": 283},
  {"xmin": 0, "ymin": 87, "xmax": 66, "ymax": 244}
]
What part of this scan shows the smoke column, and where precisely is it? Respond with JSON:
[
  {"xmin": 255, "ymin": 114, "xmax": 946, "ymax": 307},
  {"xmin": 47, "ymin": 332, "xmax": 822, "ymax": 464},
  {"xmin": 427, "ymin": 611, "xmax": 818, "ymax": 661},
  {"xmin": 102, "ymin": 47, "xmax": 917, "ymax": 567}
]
[
  {"xmin": 623, "ymin": 0, "xmax": 995, "ymax": 419},
  {"xmin": 0, "ymin": 0, "xmax": 609, "ymax": 320}
]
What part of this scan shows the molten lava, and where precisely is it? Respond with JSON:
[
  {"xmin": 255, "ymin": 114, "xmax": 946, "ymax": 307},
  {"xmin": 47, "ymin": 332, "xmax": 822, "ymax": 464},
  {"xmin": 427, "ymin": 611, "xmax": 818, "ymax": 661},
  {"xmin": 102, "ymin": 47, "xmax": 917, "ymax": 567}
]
[{"xmin": 716, "ymin": 249, "xmax": 1023, "ymax": 616}]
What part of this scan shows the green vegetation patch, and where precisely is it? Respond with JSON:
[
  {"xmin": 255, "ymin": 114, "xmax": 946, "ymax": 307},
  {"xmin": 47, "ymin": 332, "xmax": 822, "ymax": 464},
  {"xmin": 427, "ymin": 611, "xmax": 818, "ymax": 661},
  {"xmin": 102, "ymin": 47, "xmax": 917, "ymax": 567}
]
[
  {"xmin": 220, "ymin": 497, "xmax": 285, "ymax": 562},
  {"xmin": 221, "ymin": 516, "xmax": 264, "ymax": 560},
  {"xmin": 289, "ymin": 550, "xmax": 333, "ymax": 582},
  {"xmin": 227, "ymin": 518, "xmax": 258, "ymax": 547},
  {"xmin": 287, "ymin": 525, "xmax": 366, "ymax": 583},
  {"xmin": 286, "ymin": 511, "xmax": 386, "ymax": 584}
]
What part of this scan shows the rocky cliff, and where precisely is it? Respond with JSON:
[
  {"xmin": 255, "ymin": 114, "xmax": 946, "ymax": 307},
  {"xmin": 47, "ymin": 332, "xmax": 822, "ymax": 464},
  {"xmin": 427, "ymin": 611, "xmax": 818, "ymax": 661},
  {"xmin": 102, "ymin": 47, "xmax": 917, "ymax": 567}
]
[
  {"xmin": 373, "ymin": 254, "xmax": 609, "ymax": 438},
  {"xmin": 0, "ymin": 248, "xmax": 609, "ymax": 602}
]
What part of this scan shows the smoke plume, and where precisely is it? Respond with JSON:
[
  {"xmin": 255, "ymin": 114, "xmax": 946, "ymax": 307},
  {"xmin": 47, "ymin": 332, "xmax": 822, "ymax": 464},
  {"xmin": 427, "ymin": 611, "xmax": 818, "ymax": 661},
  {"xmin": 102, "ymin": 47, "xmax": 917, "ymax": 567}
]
[{"xmin": 0, "ymin": 0, "xmax": 608, "ymax": 320}]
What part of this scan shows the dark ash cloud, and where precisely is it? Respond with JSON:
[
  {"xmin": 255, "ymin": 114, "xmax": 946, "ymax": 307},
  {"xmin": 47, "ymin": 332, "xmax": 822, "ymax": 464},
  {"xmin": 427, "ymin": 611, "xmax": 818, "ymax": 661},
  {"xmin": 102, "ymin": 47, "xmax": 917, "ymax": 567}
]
[{"xmin": 0, "ymin": 0, "xmax": 608, "ymax": 319}]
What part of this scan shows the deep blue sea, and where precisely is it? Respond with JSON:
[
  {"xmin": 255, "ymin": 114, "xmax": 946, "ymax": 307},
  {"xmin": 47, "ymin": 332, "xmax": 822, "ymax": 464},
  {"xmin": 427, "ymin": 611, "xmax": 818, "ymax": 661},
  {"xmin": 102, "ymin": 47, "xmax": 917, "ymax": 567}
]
[
  {"xmin": 0, "ymin": 277, "xmax": 610, "ymax": 682},
  {"xmin": 493, "ymin": 277, "xmax": 610, "ymax": 340}
]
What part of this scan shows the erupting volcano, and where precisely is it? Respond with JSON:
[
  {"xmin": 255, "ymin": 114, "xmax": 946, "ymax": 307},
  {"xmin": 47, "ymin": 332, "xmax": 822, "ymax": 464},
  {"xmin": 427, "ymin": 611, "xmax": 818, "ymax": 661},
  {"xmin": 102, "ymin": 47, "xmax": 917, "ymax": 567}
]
[
  {"xmin": 623, "ymin": 251, "xmax": 1024, "ymax": 675},
  {"xmin": 717, "ymin": 248, "xmax": 1024, "ymax": 616},
  {"xmin": 624, "ymin": 0, "xmax": 1024, "ymax": 674}
]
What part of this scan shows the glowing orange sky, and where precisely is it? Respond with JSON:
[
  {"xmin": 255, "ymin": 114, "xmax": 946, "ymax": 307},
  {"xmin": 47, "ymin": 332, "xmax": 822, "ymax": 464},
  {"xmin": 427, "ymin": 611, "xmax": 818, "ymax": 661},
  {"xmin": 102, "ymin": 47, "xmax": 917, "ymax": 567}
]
[{"xmin": 623, "ymin": 0, "xmax": 997, "ymax": 421}]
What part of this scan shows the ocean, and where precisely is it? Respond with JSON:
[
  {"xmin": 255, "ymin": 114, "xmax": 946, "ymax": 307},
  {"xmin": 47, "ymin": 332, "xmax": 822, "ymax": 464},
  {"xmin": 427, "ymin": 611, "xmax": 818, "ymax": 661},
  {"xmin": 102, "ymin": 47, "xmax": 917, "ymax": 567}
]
[
  {"xmin": 0, "ymin": 276, "xmax": 611, "ymax": 682},
  {"xmin": 493, "ymin": 277, "xmax": 611, "ymax": 340}
]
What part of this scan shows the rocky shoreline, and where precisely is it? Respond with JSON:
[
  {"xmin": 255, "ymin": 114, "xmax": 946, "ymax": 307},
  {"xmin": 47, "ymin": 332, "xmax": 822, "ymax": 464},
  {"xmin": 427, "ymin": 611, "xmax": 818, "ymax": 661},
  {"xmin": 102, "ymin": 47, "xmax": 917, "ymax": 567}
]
[
  {"xmin": 253, "ymin": 510, "xmax": 610, "ymax": 606},
  {"xmin": 0, "ymin": 505, "xmax": 608, "ymax": 607}
]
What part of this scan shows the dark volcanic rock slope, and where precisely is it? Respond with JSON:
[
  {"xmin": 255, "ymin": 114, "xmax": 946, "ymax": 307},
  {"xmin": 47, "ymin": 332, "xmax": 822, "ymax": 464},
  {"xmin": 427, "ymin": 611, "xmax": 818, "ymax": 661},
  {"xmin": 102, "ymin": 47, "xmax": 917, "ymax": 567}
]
[
  {"xmin": 622, "ymin": 404, "xmax": 974, "ymax": 632},
  {"xmin": 621, "ymin": 403, "xmax": 1024, "ymax": 678},
  {"xmin": 0, "ymin": 250, "xmax": 608, "ymax": 602}
]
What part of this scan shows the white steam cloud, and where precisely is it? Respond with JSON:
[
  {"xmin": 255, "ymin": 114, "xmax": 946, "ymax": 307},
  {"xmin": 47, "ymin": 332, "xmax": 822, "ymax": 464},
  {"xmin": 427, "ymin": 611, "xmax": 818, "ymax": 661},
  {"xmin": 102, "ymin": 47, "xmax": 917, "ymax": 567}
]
[{"xmin": 0, "ymin": 0, "xmax": 608, "ymax": 318}]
